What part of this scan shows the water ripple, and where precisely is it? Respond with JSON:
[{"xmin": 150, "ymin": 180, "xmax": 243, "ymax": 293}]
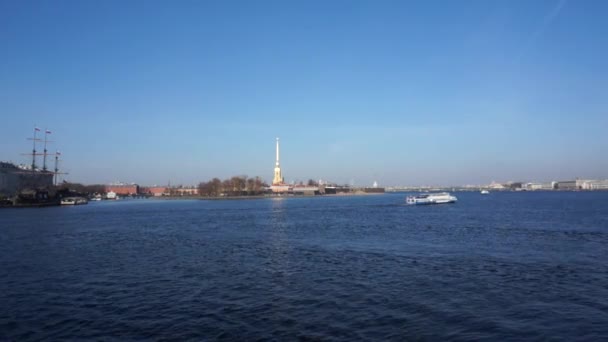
[{"xmin": 1, "ymin": 192, "xmax": 608, "ymax": 340}]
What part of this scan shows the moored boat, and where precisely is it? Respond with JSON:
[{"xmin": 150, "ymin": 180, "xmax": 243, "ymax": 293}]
[
  {"xmin": 406, "ymin": 192, "xmax": 457, "ymax": 205},
  {"xmin": 106, "ymin": 191, "xmax": 117, "ymax": 200},
  {"xmin": 61, "ymin": 197, "xmax": 76, "ymax": 205},
  {"xmin": 61, "ymin": 196, "xmax": 88, "ymax": 205},
  {"xmin": 75, "ymin": 197, "xmax": 88, "ymax": 205}
]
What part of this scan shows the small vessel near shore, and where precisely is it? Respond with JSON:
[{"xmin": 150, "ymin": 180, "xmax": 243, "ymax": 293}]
[
  {"xmin": 481, "ymin": 190, "xmax": 490, "ymax": 195},
  {"xmin": 406, "ymin": 192, "xmax": 457, "ymax": 205},
  {"xmin": 60, "ymin": 197, "xmax": 88, "ymax": 205},
  {"xmin": 61, "ymin": 198, "xmax": 76, "ymax": 205}
]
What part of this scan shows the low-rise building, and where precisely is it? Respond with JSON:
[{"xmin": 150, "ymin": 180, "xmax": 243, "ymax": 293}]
[
  {"xmin": 269, "ymin": 184, "xmax": 290, "ymax": 193},
  {"xmin": 578, "ymin": 179, "xmax": 608, "ymax": 190},
  {"xmin": 145, "ymin": 186, "xmax": 168, "ymax": 197},
  {"xmin": 488, "ymin": 182, "xmax": 506, "ymax": 190},
  {"xmin": 323, "ymin": 186, "xmax": 352, "ymax": 194},
  {"xmin": 172, "ymin": 187, "xmax": 199, "ymax": 196},
  {"xmin": 555, "ymin": 181, "xmax": 577, "ymax": 190},
  {"xmin": 506, "ymin": 182, "xmax": 524, "ymax": 190},
  {"xmin": 292, "ymin": 185, "xmax": 319, "ymax": 196},
  {"xmin": 524, "ymin": 182, "xmax": 555, "ymax": 191},
  {"xmin": 105, "ymin": 184, "xmax": 139, "ymax": 195}
]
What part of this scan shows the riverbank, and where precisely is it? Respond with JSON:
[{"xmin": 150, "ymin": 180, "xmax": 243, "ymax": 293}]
[{"xmin": 149, "ymin": 192, "xmax": 385, "ymax": 201}]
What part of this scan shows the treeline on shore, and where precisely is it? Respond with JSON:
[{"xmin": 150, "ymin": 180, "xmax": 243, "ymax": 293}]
[
  {"xmin": 197, "ymin": 176, "xmax": 321, "ymax": 197},
  {"xmin": 51, "ymin": 176, "xmax": 322, "ymax": 198},
  {"xmin": 197, "ymin": 176, "xmax": 267, "ymax": 197},
  {"xmin": 55, "ymin": 182, "xmax": 106, "ymax": 195}
]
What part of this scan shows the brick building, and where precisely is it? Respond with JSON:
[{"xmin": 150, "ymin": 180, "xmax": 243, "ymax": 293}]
[{"xmin": 105, "ymin": 184, "xmax": 139, "ymax": 195}]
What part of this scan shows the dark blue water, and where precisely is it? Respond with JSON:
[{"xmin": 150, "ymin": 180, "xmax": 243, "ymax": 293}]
[{"xmin": 1, "ymin": 192, "xmax": 608, "ymax": 340}]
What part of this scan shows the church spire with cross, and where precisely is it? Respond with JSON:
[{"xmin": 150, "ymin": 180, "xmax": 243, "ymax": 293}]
[{"xmin": 272, "ymin": 137, "xmax": 283, "ymax": 185}]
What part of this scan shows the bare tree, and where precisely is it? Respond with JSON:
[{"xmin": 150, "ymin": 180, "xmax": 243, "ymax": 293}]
[
  {"xmin": 230, "ymin": 176, "xmax": 246, "ymax": 196},
  {"xmin": 210, "ymin": 178, "xmax": 222, "ymax": 196},
  {"xmin": 246, "ymin": 178, "xmax": 255, "ymax": 195},
  {"xmin": 197, "ymin": 176, "xmax": 267, "ymax": 197},
  {"xmin": 198, "ymin": 181, "xmax": 212, "ymax": 197},
  {"xmin": 222, "ymin": 179, "xmax": 232, "ymax": 196}
]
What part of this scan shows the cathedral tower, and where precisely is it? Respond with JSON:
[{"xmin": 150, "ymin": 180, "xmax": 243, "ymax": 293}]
[{"xmin": 272, "ymin": 137, "xmax": 283, "ymax": 185}]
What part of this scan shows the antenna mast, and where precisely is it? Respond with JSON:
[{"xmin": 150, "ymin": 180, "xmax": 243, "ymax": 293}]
[
  {"xmin": 54, "ymin": 151, "xmax": 60, "ymax": 185},
  {"xmin": 26, "ymin": 127, "xmax": 42, "ymax": 171},
  {"xmin": 53, "ymin": 151, "xmax": 68, "ymax": 185},
  {"xmin": 42, "ymin": 129, "xmax": 52, "ymax": 171}
]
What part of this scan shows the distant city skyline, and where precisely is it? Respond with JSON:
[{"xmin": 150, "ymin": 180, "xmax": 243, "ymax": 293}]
[{"xmin": 1, "ymin": 1, "xmax": 607, "ymax": 186}]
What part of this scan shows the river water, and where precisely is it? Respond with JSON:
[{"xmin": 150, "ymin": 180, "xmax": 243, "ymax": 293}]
[{"xmin": 1, "ymin": 192, "xmax": 607, "ymax": 340}]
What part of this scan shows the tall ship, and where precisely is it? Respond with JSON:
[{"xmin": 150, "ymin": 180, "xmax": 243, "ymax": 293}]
[
  {"xmin": 1, "ymin": 127, "xmax": 66, "ymax": 207},
  {"xmin": 406, "ymin": 192, "xmax": 457, "ymax": 205}
]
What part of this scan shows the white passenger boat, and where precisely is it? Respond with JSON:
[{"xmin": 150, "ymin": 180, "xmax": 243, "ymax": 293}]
[
  {"xmin": 406, "ymin": 192, "xmax": 457, "ymax": 205},
  {"xmin": 61, "ymin": 197, "xmax": 76, "ymax": 205},
  {"xmin": 106, "ymin": 191, "xmax": 117, "ymax": 200},
  {"xmin": 481, "ymin": 190, "xmax": 490, "ymax": 195}
]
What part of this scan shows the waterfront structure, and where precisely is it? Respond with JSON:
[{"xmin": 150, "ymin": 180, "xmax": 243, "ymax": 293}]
[
  {"xmin": 145, "ymin": 186, "xmax": 168, "ymax": 197},
  {"xmin": 555, "ymin": 181, "xmax": 577, "ymax": 190},
  {"xmin": 292, "ymin": 185, "xmax": 319, "ymax": 196},
  {"xmin": 323, "ymin": 186, "xmax": 352, "ymax": 195},
  {"xmin": 0, "ymin": 162, "xmax": 53, "ymax": 197},
  {"xmin": 270, "ymin": 184, "xmax": 290, "ymax": 193},
  {"xmin": 140, "ymin": 185, "xmax": 200, "ymax": 197},
  {"xmin": 519, "ymin": 180, "xmax": 608, "ymax": 191},
  {"xmin": 172, "ymin": 187, "xmax": 199, "ymax": 196},
  {"xmin": 577, "ymin": 179, "xmax": 608, "ymax": 190},
  {"xmin": 363, "ymin": 187, "xmax": 385, "ymax": 193},
  {"xmin": 523, "ymin": 182, "xmax": 555, "ymax": 191},
  {"xmin": 505, "ymin": 182, "xmax": 524, "ymax": 190},
  {"xmin": 488, "ymin": 182, "xmax": 506, "ymax": 190},
  {"xmin": 105, "ymin": 183, "xmax": 139, "ymax": 195}
]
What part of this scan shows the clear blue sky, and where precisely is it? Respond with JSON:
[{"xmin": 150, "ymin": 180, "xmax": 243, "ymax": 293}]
[{"xmin": 1, "ymin": 0, "xmax": 607, "ymax": 186}]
